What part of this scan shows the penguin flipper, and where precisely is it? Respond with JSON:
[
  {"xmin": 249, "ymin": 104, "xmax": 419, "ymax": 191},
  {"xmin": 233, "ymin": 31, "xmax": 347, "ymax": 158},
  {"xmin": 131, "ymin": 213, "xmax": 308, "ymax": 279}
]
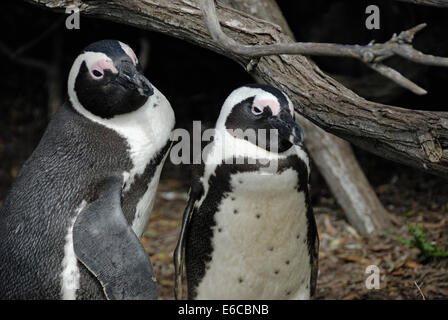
[
  {"xmin": 73, "ymin": 176, "xmax": 157, "ymax": 300},
  {"xmin": 174, "ymin": 181, "xmax": 203, "ymax": 300}
]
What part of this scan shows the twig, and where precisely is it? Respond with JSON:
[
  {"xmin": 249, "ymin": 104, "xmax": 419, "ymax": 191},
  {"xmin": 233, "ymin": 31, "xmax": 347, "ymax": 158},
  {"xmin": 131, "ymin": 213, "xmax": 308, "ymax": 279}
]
[
  {"xmin": 395, "ymin": 0, "xmax": 448, "ymax": 7},
  {"xmin": 414, "ymin": 281, "xmax": 426, "ymax": 300},
  {"xmin": 0, "ymin": 15, "xmax": 65, "ymax": 71},
  {"xmin": 368, "ymin": 63, "xmax": 427, "ymax": 95},
  {"xmin": 13, "ymin": 16, "xmax": 64, "ymax": 57},
  {"xmin": 0, "ymin": 41, "xmax": 50, "ymax": 71},
  {"xmin": 199, "ymin": 0, "xmax": 448, "ymax": 95}
]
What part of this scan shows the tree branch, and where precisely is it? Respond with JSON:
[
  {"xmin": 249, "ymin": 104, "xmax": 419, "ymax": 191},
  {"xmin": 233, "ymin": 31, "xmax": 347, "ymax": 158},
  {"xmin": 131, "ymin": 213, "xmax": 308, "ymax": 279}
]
[
  {"xmin": 0, "ymin": 41, "xmax": 50, "ymax": 70},
  {"xmin": 24, "ymin": 0, "xmax": 448, "ymax": 178},
  {"xmin": 394, "ymin": 0, "xmax": 448, "ymax": 7},
  {"xmin": 201, "ymin": 0, "xmax": 448, "ymax": 95}
]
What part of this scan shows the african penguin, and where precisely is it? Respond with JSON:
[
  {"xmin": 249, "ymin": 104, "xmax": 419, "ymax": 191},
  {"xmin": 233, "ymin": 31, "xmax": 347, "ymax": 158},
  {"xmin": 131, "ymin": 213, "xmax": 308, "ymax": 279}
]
[
  {"xmin": 174, "ymin": 84, "xmax": 318, "ymax": 300},
  {"xmin": 0, "ymin": 40, "xmax": 175, "ymax": 299}
]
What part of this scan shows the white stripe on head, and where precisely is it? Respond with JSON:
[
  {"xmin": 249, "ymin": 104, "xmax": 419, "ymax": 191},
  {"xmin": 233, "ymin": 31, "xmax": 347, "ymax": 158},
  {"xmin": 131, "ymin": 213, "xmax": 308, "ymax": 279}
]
[
  {"xmin": 285, "ymin": 94, "xmax": 295, "ymax": 118},
  {"xmin": 119, "ymin": 41, "xmax": 138, "ymax": 66}
]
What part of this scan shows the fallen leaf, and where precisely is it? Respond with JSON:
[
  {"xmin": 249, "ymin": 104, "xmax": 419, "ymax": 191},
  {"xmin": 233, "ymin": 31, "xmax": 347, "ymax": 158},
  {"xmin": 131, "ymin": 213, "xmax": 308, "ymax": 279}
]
[
  {"xmin": 10, "ymin": 166, "xmax": 19, "ymax": 178},
  {"xmin": 157, "ymin": 219, "xmax": 179, "ymax": 227},
  {"xmin": 346, "ymin": 225, "xmax": 360, "ymax": 239},
  {"xmin": 160, "ymin": 280, "xmax": 174, "ymax": 287},
  {"xmin": 405, "ymin": 259, "xmax": 420, "ymax": 269},
  {"xmin": 338, "ymin": 255, "xmax": 370, "ymax": 265},
  {"xmin": 150, "ymin": 252, "xmax": 168, "ymax": 261},
  {"xmin": 144, "ymin": 229, "xmax": 158, "ymax": 237},
  {"xmin": 330, "ymin": 238, "xmax": 343, "ymax": 247},
  {"xmin": 392, "ymin": 269, "xmax": 405, "ymax": 276},
  {"xmin": 342, "ymin": 293, "xmax": 359, "ymax": 300},
  {"xmin": 323, "ymin": 215, "xmax": 337, "ymax": 236},
  {"xmin": 370, "ymin": 243, "xmax": 392, "ymax": 252}
]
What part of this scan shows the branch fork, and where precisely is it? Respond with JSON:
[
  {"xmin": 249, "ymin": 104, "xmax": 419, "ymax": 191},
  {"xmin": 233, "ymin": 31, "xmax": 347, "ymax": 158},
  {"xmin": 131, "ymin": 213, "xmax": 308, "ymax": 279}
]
[{"xmin": 199, "ymin": 0, "xmax": 448, "ymax": 95}]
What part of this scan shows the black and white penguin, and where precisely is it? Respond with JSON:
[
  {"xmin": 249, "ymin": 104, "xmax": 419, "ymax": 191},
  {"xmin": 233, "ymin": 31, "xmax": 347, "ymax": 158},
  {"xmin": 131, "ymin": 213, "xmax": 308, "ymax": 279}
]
[
  {"xmin": 0, "ymin": 40, "xmax": 175, "ymax": 299},
  {"xmin": 174, "ymin": 84, "xmax": 318, "ymax": 300}
]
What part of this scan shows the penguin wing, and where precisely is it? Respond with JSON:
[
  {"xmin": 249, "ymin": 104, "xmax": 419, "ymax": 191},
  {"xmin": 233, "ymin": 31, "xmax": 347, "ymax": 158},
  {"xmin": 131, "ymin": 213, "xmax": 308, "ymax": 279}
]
[
  {"xmin": 72, "ymin": 176, "xmax": 157, "ymax": 300},
  {"xmin": 173, "ymin": 175, "xmax": 203, "ymax": 300}
]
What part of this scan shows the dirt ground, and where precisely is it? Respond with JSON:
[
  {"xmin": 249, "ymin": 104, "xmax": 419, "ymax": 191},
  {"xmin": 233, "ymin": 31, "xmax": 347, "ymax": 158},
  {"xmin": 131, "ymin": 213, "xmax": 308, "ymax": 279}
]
[{"xmin": 144, "ymin": 167, "xmax": 448, "ymax": 300}]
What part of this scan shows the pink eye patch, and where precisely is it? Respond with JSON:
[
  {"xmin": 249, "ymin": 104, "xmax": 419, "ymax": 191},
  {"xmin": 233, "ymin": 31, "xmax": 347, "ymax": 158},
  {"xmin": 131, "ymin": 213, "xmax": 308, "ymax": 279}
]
[
  {"xmin": 253, "ymin": 98, "xmax": 281, "ymax": 116},
  {"xmin": 124, "ymin": 47, "xmax": 138, "ymax": 66},
  {"xmin": 89, "ymin": 59, "xmax": 118, "ymax": 79}
]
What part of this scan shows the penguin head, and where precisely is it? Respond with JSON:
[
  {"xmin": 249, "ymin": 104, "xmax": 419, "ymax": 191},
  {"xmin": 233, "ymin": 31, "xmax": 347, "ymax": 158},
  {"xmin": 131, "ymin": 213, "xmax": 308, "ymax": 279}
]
[
  {"xmin": 216, "ymin": 84, "xmax": 304, "ymax": 152},
  {"xmin": 68, "ymin": 40, "xmax": 153, "ymax": 119}
]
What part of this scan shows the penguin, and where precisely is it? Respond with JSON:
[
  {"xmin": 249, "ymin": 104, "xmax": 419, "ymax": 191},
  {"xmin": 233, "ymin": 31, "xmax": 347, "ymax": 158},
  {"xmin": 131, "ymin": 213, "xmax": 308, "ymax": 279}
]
[
  {"xmin": 174, "ymin": 84, "xmax": 318, "ymax": 300},
  {"xmin": 0, "ymin": 40, "xmax": 175, "ymax": 300}
]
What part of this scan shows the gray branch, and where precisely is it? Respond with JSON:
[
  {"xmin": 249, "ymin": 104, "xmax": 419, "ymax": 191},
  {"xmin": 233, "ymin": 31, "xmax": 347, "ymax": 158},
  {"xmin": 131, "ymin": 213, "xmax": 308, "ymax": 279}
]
[
  {"xmin": 394, "ymin": 0, "xmax": 448, "ymax": 7},
  {"xmin": 201, "ymin": 0, "xmax": 448, "ymax": 95}
]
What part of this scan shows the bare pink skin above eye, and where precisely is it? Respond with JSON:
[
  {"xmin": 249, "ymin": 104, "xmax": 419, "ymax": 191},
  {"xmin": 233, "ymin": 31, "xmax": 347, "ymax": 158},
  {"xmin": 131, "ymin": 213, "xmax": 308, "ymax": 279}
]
[
  {"xmin": 253, "ymin": 98, "xmax": 281, "ymax": 116},
  {"xmin": 124, "ymin": 47, "xmax": 138, "ymax": 66},
  {"xmin": 90, "ymin": 59, "xmax": 118, "ymax": 77}
]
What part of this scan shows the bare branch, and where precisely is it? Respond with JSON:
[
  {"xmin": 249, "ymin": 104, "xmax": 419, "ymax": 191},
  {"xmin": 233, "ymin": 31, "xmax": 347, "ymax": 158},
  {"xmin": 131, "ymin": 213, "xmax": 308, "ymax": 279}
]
[
  {"xmin": 414, "ymin": 281, "xmax": 426, "ymax": 300},
  {"xmin": 199, "ymin": 0, "xmax": 448, "ymax": 95},
  {"xmin": 0, "ymin": 41, "xmax": 50, "ymax": 70},
  {"xmin": 395, "ymin": 0, "xmax": 448, "ymax": 7},
  {"xmin": 13, "ymin": 16, "xmax": 64, "ymax": 57},
  {"xmin": 367, "ymin": 63, "xmax": 426, "ymax": 95}
]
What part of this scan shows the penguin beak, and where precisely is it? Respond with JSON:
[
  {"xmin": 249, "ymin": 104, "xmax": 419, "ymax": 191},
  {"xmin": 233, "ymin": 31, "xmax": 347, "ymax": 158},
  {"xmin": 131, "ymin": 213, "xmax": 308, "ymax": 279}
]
[
  {"xmin": 268, "ymin": 109, "xmax": 304, "ymax": 146},
  {"xmin": 116, "ymin": 70, "xmax": 154, "ymax": 97}
]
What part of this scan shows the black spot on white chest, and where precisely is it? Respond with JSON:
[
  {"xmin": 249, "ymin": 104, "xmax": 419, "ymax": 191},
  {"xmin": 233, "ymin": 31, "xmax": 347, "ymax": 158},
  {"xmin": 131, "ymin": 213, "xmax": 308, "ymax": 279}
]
[{"xmin": 195, "ymin": 169, "xmax": 312, "ymax": 299}]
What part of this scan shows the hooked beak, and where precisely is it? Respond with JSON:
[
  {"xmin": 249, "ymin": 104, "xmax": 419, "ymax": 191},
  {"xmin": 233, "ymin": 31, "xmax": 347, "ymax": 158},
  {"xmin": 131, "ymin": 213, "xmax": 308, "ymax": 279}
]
[
  {"xmin": 115, "ymin": 70, "xmax": 154, "ymax": 97},
  {"xmin": 268, "ymin": 109, "xmax": 304, "ymax": 146}
]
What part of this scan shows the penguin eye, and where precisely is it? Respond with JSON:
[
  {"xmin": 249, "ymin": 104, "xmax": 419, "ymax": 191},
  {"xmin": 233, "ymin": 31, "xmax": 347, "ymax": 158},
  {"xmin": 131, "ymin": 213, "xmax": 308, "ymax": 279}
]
[
  {"xmin": 91, "ymin": 69, "xmax": 104, "ymax": 79},
  {"xmin": 252, "ymin": 106, "xmax": 263, "ymax": 115}
]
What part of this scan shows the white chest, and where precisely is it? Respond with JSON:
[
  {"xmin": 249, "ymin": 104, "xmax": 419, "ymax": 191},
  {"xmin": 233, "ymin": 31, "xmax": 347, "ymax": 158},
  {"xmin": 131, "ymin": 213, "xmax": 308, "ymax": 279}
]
[
  {"xmin": 130, "ymin": 151, "xmax": 169, "ymax": 237},
  {"xmin": 195, "ymin": 168, "xmax": 311, "ymax": 300}
]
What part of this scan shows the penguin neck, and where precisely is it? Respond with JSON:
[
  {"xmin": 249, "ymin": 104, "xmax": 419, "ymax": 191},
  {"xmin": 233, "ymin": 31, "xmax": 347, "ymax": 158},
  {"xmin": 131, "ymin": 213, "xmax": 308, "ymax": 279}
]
[
  {"xmin": 210, "ymin": 127, "xmax": 302, "ymax": 162},
  {"xmin": 198, "ymin": 127, "xmax": 309, "ymax": 208},
  {"xmin": 68, "ymin": 87, "xmax": 175, "ymax": 189}
]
